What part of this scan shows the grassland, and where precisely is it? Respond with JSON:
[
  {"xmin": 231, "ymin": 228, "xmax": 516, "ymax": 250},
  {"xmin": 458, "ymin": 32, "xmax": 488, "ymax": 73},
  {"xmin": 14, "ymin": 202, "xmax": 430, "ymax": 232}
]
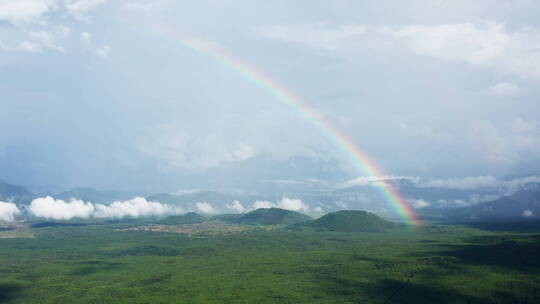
[{"xmin": 1, "ymin": 221, "xmax": 539, "ymax": 303}]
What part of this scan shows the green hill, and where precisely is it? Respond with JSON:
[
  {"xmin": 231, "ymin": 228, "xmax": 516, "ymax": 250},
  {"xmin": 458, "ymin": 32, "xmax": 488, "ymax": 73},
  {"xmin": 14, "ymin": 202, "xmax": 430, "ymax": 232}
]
[
  {"xmin": 234, "ymin": 208, "xmax": 312, "ymax": 226},
  {"xmin": 299, "ymin": 210, "xmax": 399, "ymax": 232},
  {"xmin": 211, "ymin": 214, "xmax": 243, "ymax": 223},
  {"xmin": 160, "ymin": 212, "xmax": 207, "ymax": 225}
]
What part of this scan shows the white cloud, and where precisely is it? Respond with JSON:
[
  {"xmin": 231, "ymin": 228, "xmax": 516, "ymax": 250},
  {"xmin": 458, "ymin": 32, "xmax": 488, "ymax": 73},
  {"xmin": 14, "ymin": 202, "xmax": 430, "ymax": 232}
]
[
  {"xmin": 523, "ymin": 210, "xmax": 534, "ymax": 217},
  {"xmin": 410, "ymin": 199, "xmax": 430, "ymax": 209},
  {"xmin": 277, "ymin": 198, "xmax": 309, "ymax": 212},
  {"xmin": 486, "ymin": 82, "xmax": 522, "ymax": 97},
  {"xmin": 64, "ymin": 0, "xmax": 107, "ymax": 20},
  {"xmin": 80, "ymin": 31, "xmax": 92, "ymax": 45},
  {"xmin": 511, "ymin": 118, "xmax": 537, "ymax": 133},
  {"xmin": 0, "ymin": 201, "xmax": 21, "ymax": 222},
  {"xmin": 505, "ymin": 176, "xmax": 540, "ymax": 191},
  {"xmin": 251, "ymin": 198, "xmax": 309, "ymax": 212},
  {"xmin": 29, "ymin": 30, "xmax": 65, "ymax": 52},
  {"xmin": 2, "ymin": 30, "xmax": 65, "ymax": 53},
  {"xmin": 437, "ymin": 199, "xmax": 469, "ymax": 207},
  {"xmin": 29, "ymin": 196, "xmax": 184, "ymax": 220},
  {"xmin": 419, "ymin": 175, "xmax": 540, "ymax": 191},
  {"xmin": 390, "ymin": 22, "xmax": 509, "ymax": 65},
  {"xmin": 138, "ymin": 125, "xmax": 258, "ymax": 170},
  {"xmin": 173, "ymin": 189, "xmax": 201, "ymax": 195},
  {"xmin": 313, "ymin": 206, "xmax": 323, "ymax": 212},
  {"xmin": 261, "ymin": 21, "xmax": 540, "ymax": 79},
  {"xmin": 420, "ymin": 176, "xmax": 500, "ymax": 190},
  {"xmin": 259, "ymin": 23, "xmax": 367, "ymax": 51},
  {"xmin": 94, "ymin": 197, "xmax": 178, "ymax": 218},
  {"xmin": 226, "ymin": 200, "xmax": 245, "ymax": 213},
  {"xmin": 389, "ymin": 22, "xmax": 540, "ymax": 79},
  {"xmin": 344, "ymin": 176, "xmax": 419, "ymax": 187},
  {"xmin": 195, "ymin": 202, "xmax": 217, "ymax": 214},
  {"xmin": 0, "ymin": 0, "xmax": 58, "ymax": 25},
  {"xmin": 467, "ymin": 194, "xmax": 502, "ymax": 205},
  {"xmin": 56, "ymin": 25, "xmax": 72, "ymax": 37},
  {"xmin": 335, "ymin": 201, "xmax": 348, "ymax": 209},
  {"xmin": 121, "ymin": 0, "xmax": 172, "ymax": 12},
  {"xmin": 252, "ymin": 200, "xmax": 274, "ymax": 209},
  {"xmin": 18, "ymin": 41, "xmax": 42, "ymax": 52},
  {"xmin": 29, "ymin": 196, "xmax": 95, "ymax": 220},
  {"xmin": 95, "ymin": 45, "xmax": 111, "ymax": 57}
]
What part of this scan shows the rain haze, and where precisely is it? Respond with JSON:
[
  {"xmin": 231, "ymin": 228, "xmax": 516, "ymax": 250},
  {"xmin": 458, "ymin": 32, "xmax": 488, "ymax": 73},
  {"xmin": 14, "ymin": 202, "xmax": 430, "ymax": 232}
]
[{"xmin": 2, "ymin": 0, "xmax": 539, "ymax": 194}]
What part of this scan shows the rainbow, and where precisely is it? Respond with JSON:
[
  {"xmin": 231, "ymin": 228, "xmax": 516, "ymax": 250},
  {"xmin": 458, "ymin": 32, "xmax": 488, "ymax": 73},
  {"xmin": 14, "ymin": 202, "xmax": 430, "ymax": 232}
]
[{"xmin": 134, "ymin": 23, "xmax": 420, "ymax": 226}]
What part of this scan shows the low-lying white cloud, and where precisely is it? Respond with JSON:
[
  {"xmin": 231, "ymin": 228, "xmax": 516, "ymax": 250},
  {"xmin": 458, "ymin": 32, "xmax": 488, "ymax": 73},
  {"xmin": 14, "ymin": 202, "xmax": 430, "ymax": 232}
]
[
  {"xmin": 344, "ymin": 176, "xmax": 419, "ymax": 187},
  {"xmin": 28, "ymin": 196, "xmax": 184, "ymax": 220},
  {"xmin": 226, "ymin": 200, "xmax": 245, "ymax": 213},
  {"xmin": 94, "ymin": 197, "xmax": 177, "ymax": 218},
  {"xmin": 251, "ymin": 198, "xmax": 309, "ymax": 212},
  {"xmin": 252, "ymin": 200, "xmax": 274, "ymax": 209},
  {"xmin": 278, "ymin": 198, "xmax": 309, "ymax": 212},
  {"xmin": 0, "ymin": 201, "xmax": 21, "ymax": 222},
  {"xmin": 29, "ymin": 196, "xmax": 95, "ymax": 220},
  {"xmin": 418, "ymin": 175, "xmax": 540, "ymax": 191},
  {"xmin": 195, "ymin": 202, "xmax": 217, "ymax": 214}
]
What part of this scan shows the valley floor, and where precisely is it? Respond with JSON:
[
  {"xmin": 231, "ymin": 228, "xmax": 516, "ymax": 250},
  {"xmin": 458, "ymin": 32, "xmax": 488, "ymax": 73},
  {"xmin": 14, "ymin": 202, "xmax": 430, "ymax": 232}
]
[{"xmin": 1, "ymin": 223, "xmax": 539, "ymax": 303}]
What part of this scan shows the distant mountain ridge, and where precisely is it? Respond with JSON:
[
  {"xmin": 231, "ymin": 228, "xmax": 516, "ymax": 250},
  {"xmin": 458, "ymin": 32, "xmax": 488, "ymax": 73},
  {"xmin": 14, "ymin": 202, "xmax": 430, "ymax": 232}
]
[
  {"xmin": 0, "ymin": 180, "xmax": 35, "ymax": 204},
  {"xmin": 54, "ymin": 187, "xmax": 141, "ymax": 204},
  {"xmin": 446, "ymin": 186, "xmax": 540, "ymax": 222}
]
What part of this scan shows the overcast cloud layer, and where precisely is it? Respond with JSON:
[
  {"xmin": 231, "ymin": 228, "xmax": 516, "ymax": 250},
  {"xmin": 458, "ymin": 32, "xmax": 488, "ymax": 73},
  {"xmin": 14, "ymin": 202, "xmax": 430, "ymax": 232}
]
[{"xmin": 1, "ymin": 1, "xmax": 540, "ymax": 192}]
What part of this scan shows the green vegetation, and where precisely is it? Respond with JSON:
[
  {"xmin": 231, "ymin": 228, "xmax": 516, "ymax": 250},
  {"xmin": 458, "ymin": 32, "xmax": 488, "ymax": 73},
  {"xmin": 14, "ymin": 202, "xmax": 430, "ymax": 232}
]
[
  {"xmin": 233, "ymin": 208, "xmax": 312, "ymax": 225},
  {"xmin": 211, "ymin": 213, "xmax": 243, "ymax": 222},
  {"xmin": 159, "ymin": 212, "xmax": 207, "ymax": 225},
  {"xmin": 293, "ymin": 210, "xmax": 400, "ymax": 232},
  {"xmin": 1, "ymin": 217, "xmax": 540, "ymax": 303}
]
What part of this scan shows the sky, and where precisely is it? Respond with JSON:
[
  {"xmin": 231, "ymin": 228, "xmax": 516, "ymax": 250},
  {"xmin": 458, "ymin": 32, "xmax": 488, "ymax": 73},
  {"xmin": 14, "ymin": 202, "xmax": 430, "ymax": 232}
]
[{"xmin": 1, "ymin": 0, "xmax": 540, "ymax": 192}]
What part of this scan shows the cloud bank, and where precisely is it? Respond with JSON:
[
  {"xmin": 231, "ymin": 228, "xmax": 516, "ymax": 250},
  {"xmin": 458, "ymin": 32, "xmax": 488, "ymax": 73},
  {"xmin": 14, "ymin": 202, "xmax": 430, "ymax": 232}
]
[
  {"xmin": 93, "ymin": 197, "xmax": 179, "ymax": 218},
  {"xmin": 29, "ymin": 197, "xmax": 95, "ymax": 220},
  {"xmin": 344, "ymin": 176, "xmax": 419, "ymax": 187},
  {"xmin": 226, "ymin": 200, "xmax": 246, "ymax": 213},
  {"xmin": 28, "ymin": 196, "xmax": 184, "ymax": 220},
  {"xmin": 0, "ymin": 201, "xmax": 21, "ymax": 222},
  {"xmin": 251, "ymin": 198, "xmax": 309, "ymax": 212},
  {"xmin": 418, "ymin": 175, "xmax": 540, "ymax": 191},
  {"xmin": 195, "ymin": 202, "xmax": 217, "ymax": 214}
]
